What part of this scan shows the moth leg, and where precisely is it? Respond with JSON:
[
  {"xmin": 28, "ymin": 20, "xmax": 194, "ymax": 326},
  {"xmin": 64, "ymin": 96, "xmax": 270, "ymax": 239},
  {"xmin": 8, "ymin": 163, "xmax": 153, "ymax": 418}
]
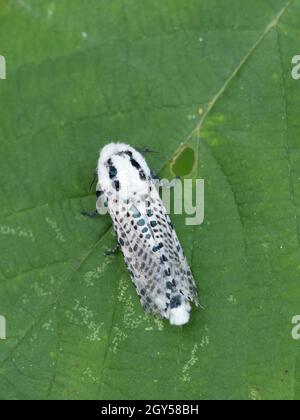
[
  {"xmin": 89, "ymin": 170, "xmax": 98, "ymax": 192},
  {"xmin": 81, "ymin": 210, "xmax": 99, "ymax": 218},
  {"xmin": 104, "ymin": 243, "xmax": 120, "ymax": 257},
  {"xmin": 151, "ymin": 170, "xmax": 161, "ymax": 181}
]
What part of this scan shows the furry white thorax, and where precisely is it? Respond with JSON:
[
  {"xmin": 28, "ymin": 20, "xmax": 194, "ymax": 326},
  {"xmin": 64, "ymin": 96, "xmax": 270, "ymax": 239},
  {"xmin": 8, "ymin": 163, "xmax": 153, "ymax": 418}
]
[{"xmin": 97, "ymin": 143, "xmax": 151, "ymax": 201}]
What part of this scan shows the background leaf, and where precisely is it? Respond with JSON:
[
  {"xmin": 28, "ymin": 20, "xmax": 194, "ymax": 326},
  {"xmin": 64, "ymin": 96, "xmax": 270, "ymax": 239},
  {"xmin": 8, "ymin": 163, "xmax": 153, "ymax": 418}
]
[{"xmin": 0, "ymin": 0, "xmax": 300, "ymax": 400}]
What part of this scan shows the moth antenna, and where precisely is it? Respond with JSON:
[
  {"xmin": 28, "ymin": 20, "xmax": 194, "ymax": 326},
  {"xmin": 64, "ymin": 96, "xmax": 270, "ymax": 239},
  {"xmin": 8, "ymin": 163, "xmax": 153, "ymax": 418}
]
[{"xmin": 136, "ymin": 147, "xmax": 158, "ymax": 154}]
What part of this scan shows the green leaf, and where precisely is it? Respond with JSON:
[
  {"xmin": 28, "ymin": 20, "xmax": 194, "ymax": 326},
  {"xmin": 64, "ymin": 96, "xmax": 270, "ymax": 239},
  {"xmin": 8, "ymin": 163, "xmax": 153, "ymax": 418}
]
[{"xmin": 0, "ymin": 0, "xmax": 299, "ymax": 400}]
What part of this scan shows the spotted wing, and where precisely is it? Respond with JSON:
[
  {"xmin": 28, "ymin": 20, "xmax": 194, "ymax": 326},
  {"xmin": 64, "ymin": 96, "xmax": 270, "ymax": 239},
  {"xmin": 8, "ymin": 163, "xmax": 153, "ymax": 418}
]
[{"xmin": 108, "ymin": 183, "xmax": 198, "ymax": 319}]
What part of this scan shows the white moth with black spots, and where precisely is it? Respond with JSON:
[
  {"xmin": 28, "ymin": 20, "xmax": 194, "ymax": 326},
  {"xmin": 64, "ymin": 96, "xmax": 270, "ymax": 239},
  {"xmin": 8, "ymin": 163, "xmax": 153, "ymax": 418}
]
[{"xmin": 96, "ymin": 143, "xmax": 199, "ymax": 326}]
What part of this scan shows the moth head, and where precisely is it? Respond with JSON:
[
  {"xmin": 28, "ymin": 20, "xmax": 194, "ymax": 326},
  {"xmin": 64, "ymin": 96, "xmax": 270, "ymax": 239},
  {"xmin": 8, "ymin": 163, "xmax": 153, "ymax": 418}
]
[{"xmin": 97, "ymin": 143, "xmax": 152, "ymax": 199}]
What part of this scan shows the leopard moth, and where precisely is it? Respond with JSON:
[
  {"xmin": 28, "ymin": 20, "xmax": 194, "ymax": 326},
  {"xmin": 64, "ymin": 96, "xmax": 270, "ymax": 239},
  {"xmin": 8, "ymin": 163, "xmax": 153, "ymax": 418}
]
[{"xmin": 95, "ymin": 143, "xmax": 199, "ymax": 326}]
